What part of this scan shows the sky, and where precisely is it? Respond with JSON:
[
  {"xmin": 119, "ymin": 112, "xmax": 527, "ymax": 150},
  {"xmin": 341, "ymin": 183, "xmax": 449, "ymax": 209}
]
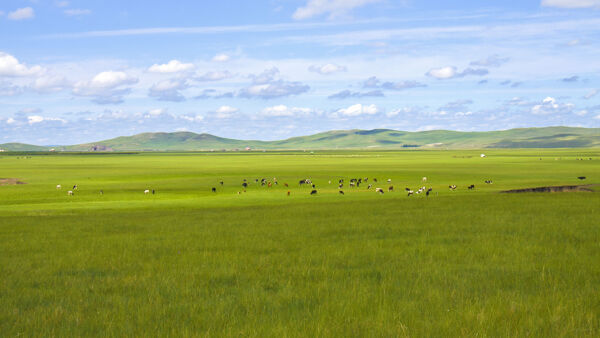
[{"xmin": 0, "ymin": 0, "xmax": 599, "ymax": 145}]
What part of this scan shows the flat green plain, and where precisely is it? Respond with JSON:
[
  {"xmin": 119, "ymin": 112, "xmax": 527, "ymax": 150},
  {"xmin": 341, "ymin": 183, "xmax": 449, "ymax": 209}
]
[{"xmin": 1, "ymin": 149, "xmax": 599, "ymax": 336}]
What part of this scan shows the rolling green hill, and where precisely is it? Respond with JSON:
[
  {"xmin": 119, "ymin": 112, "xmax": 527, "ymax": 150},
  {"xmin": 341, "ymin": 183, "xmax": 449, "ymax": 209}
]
[
  {"xmin": 3, "ymin": 127, "xmax": 599, "ymax": 152},
  {"xmin": 62, "ymin": 127, "xmax": 600, "ymax": 151},
  {"xmin": 0, "ymin": 143, "xmax": 50, "ymax": 152}
]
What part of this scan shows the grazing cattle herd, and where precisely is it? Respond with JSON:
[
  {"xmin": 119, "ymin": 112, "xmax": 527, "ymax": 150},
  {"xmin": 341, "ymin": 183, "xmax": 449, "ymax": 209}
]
[{"xmin": 57, "ymin": 175, "xmax": 524, "ymax": 198}]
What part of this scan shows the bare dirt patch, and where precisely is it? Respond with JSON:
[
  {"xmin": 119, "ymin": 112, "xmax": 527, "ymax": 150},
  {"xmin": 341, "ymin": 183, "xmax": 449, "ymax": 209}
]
[
  {"xmin": 0, "ymin": 178, "xmax": 26, "ymax": 186},
  {"xmin": 501, "ymin": 184, "xmax": 597, "ymax": 193}
]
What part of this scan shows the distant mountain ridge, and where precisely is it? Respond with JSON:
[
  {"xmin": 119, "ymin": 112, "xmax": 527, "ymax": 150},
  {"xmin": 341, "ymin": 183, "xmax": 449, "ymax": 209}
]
[{"xmin": 1, "ymin": 127, "xmax": 599, "ymax": 152}]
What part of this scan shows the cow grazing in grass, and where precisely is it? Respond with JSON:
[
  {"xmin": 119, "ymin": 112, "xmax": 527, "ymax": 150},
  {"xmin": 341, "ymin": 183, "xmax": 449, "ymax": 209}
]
[
  {"xmin": 242, "ymin": 182, "xmax": 248, "ymax": 188},
  {"xmin": 426, "ymin": 188, "xmax": 432, "ymax": 196},
  {"xmin": 449, "ymin": 185, "xmax": 457, "ymax": 191},
  {"xmin": 485, "ymin": 180, "xmax": 493, "ymax": 184},
  {"xmin": 73, "ymin": 184, "xmax": 78, "ymax": 190},
  {"xmin": 375, "ymin": 188, "xmax": 384, "ymax": 194},
  {"xmin": 422, "ymin": 177, "xmax": 427, "ymax": 182},
  {"xmin": 468, "ymin": 184, "xmax": 475, "ymax": 190},
  {"xmin": 211, "ymin": 187, "xmax": 217, "ymax": 193},
  {"xmin": 67, "ymin": 190, "xmax": 73, "ymax": 196},
  {"xmin": 407, "ymin": 190, "xmax": 414, "ymax": 196},
  {"xmin": 144, "ymin": 189, "xmax": 150, "ymax": 195},
  {"xmin": 367, "ymin": 184, "xmax": 372, "ymax": 189},
  {"xmin": 56, "ymin": 184, "xmax": 61, "ymax": 189},
  {"xmin": 152, "ymin": 189, "xmax": 155, "ymax": 195},
  {"xmin": 388, "ymin": 186, "xmax": 394, "ymax": 192},
  {"xmin": 310, "ymin": 190, "xmax": 317, "ymax": 195},
  {"xmin": 339, "ymin": 190, "xmax": 344, "ymax": 195},
  {"xmin": 287, "ymin": 190, "xmax": 291, "ymax": 196},
  {"xmin": 578, "ymin": 176, "xmax": 586, "ymax": 180}
]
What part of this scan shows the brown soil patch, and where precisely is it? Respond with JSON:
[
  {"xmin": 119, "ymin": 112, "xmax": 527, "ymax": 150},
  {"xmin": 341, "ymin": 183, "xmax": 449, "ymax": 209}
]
[
  {"xmin": 0, "ymin": 178, "xmax": 26, "ymax": 186},
  {"xmin": 501, "ymin": 184, "xmax": 597, "ymax": 193}
]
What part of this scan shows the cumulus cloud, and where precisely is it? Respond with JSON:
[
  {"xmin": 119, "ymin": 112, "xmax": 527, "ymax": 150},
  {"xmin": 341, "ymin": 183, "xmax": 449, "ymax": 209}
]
[
  {"xmin": 64, "ymin": 9, "xmax": 92, "ymax": 16},
  {"xmin": 426, "ymin": 66, "xmax": 488, "ymax": 79},
  {"xmin": 148, "ymin": 78, "xmax": 189, "ymax": 102},
  {"xmin": 0, "ymin": 52, "xmax": 44, "ymax": 77},
  {"xmin": 531, "ymin": 97, "xmax": 575, "ymax": 115},
  {"xmin": 541, "ymin": 0, "xmax": 600, "ymax": 8},
  {"xmin": 362, "ymin": 76, "xmax": 426, "ymax": 90},
  {"xmin": 335, "ymin": 103, "xmax": 378, "ymax": 117},
  {"xmin": 195, "ymin": 70, "xmax": 233, "ymax": 81},
  {"xmin": 239, "ymin": 67, "xmax": 309, "ymax": 99},
  {"xmin": 308, "ymin": 63, "xmax": 347, "ymax": 75},
  {"xmin": 261, "ymin": 105, "xmax": 313, "ymax": 117},
  {"xmin": 8, "ymin": 7, "xmax": 34, "ymax": 20},
  {"xmin": 293, "ymin": 0, "xmax": 381, "ymax": 20},
  {"xmin": 584, "ymin": 89, "xmax": 599, "ymax": 99},
  {"xmin": 328, "ymin": 89, "xmax": 383, "ymax": 99},
  {"xmin": 469, "ymin": 55, "xmax": 510, "ymax": 67},
  {"xmin": 214, "ymin": 105, "xmax": 238, "ymax": 118},
  {"xmin": 148, "ymin": 60, "xmax": 194, "ymax": 73},
  {"xmin": 386, "ymin": 107, "xmax": 417, "ymax": 117},
  {"xmin": 73, "ymin": 71, "xmax": 138, "ymax": 104},
  {"xmin": 212, "ymin": 53, "xmax": 231, "ymax": 62}
]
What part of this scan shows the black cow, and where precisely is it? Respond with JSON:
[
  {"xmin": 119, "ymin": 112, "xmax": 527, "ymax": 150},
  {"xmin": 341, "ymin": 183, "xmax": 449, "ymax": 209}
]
[
  {"xmin": 310, "ymin": 190, "xmax": 317, "ymax": 195},
  {"xmin": 339, "ymin": 190, "xmax": 344, "ymax": 195},
  {"xmin": 578, "ymin": 176, "xmax": 586, "ymax": 180},
  {"xmin": 468, "ymin": 184, "xmax": 475, "ymax": 190},
  {"xmin": 242, "ymin": 182, "xmax": 248, "ymax": 188},
  {"xmin": 211, "ymin": 187, "xmax": 217, "ymax": 193},
  {"xmin": 426, "ymin": 188, "xmax": 432, "ymax": 196}
]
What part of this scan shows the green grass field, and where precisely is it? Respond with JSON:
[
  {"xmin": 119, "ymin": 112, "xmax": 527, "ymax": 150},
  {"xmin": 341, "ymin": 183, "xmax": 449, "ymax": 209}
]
[{"xmin": 1, "ymin": 149, "xmax": 599, "ymax": 336}]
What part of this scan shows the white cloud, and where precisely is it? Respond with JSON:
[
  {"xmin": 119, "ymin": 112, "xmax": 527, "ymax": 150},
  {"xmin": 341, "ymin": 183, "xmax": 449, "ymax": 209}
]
[
  {"xmin": 73, "ymin": 71, "xmax": 138, "ymax": 104},
  {"xmin": 212, "ymin": 53, "xmax": 231, "ymax": 62},
  {"xmin": 335, "ymin": 103, "xmax": 378, "ymax": 116},
  {"xmin": 584, "ymin": 89, "xmax": 598, "ymax": 99},
  {"xmin": 7, "ymin": 7, "xmax": 34, "ymax": 20},
  {"xmin": 148, "ymin": 60, "xmax": 194, "ymax": 73},
  {"xmin": 148, "ymin": 78, "xmax": 189, "ymax": 102},
  {"xmin": 64, "ymin": 9, "xmax": 92, "ymax": 16},
  {"xmin": 293, "ymin": 0, "xmax": 381, "ymax": 20},
  {"xmin": 531, "ymin": 97, "xmax": 575, "ymax": 115},
  {"xmin": 541, "ymin": 0, "xmax": 600, "ymax": 8},
  {"xmin": 27, "ymin": 115, "xmax": 66, "ymax": 124},
  {"xmin": 0, "ymin": 52, "xmax": 44, "ymax": 77},
  {"xmin": 386, "ymin": 107, "xmax": 416, "ymax": 117},
  {"xmin": 239, "ymin": 67, "xmax": 310, "ymax": 99},
  {"xmin": 308, "ymin": 63, "xmax": 347, "ymax": 75},
  {"xmin": 426, "ymin": 66, "xmax": 457, "ymax": 79},
  {"xmin": 261, "ymin": 105, "xmax": 313, "ymax": 117},
  {"xmin": 214, "ymin": 105, "xmax": 238, "ymax": 118},
  {"xmin": 426, "ymin": 66, "xmax": 488, "ymax": 79}
]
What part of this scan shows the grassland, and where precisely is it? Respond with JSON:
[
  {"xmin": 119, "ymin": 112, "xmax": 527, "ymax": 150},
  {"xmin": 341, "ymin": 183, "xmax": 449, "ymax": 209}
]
[{"xmin": 1, "ymin": 149, "xmax": 599, "ymax": 336}]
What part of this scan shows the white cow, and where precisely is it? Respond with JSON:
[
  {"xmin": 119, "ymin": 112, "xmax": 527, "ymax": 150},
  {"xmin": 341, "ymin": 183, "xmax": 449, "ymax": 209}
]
[
  {"xmin": 56, "ymin": 184, "xmax": 62, "ymax": 189},
  {"xmin": 422, "ymin": 177, "xmax": 427, "ymax": 182},
  {"xmin": 67, "ymin": 190, "xmax": 73, "ymax": 196},
  {"xmin": 144, "ymin": 189, "xmax": 150, "ymax": 195}
]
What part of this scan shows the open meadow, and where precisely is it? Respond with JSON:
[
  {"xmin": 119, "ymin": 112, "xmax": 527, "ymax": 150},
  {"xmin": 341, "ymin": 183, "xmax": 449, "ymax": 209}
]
[{"xmin": 1, "ymin": 149, "xmax": 599, "ymax": 336}]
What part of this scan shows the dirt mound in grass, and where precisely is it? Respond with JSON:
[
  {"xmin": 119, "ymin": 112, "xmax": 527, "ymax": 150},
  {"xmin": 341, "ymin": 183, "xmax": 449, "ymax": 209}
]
[
  {"xmin": 0, "ymin": 178, "xmax": 26, "ymax": 186},
  {"xmin": 501, "ymin": 184, "xmax": 596, "ymax": 193}
]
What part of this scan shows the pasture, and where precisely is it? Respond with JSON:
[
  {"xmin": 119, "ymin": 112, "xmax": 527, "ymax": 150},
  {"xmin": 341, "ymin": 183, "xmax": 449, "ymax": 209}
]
[{"xmin": 1, "ymin": 149, "xmax": 599, "ymax": 336}]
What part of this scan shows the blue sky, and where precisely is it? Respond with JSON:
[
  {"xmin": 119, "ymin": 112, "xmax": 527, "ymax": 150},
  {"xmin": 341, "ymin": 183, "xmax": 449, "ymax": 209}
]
[{"xmin": 1, "ymin": 0, "xmax": 599, "ymax": 145}]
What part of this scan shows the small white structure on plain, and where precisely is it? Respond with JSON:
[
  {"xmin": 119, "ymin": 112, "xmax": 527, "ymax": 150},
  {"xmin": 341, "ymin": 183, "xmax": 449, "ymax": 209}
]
[
  {"xmin": 480, "ymin": 153, "xmax": 486, "ymax": 158},
  {"xmin": 56, "ymin": 184, "xmax": 62, "ymax": 189},
  {"xmin": 422, "ymin": 177, "xmax": 427, "ymax": 182},
  {"xmin": 67, "ymin": 190, "xmax": 73, "ymax": 196},
  {"xmin": 144, "ymin": 189, "xmax": 150, "ymax": 195}
]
